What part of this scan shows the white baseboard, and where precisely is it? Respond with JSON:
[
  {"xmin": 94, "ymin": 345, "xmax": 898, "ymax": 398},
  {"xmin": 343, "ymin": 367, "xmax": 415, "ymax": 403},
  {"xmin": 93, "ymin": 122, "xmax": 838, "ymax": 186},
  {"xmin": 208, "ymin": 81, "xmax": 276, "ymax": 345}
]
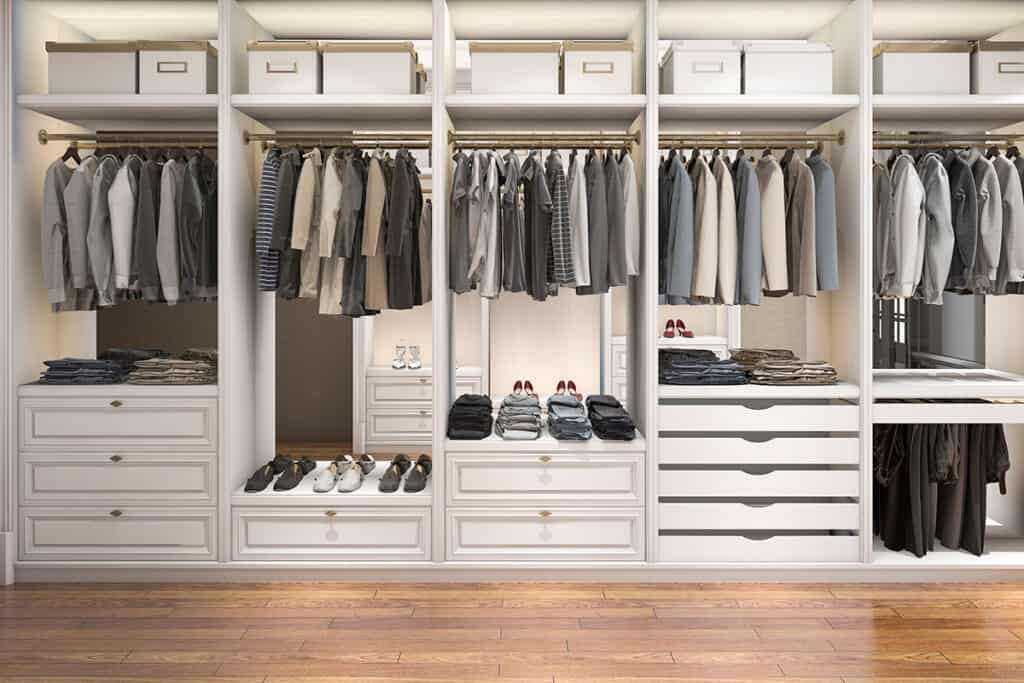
[{"xmin": 0, "ymin": 533, "xmax": 13, "ymax": 585}]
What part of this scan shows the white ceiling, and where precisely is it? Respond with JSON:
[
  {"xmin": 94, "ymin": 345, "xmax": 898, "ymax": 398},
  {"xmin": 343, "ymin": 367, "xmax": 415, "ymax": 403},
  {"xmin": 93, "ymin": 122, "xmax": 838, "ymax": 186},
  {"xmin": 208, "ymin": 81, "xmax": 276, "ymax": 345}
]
[
  {"xmin": 449, "ymin": 0, "xmax": 643, "ymax": 39},
  {"xmin": 240, "ymin": 0, "xmax": 433, "ymax": 39},
  {"xmin": 659, "ymin": 0, "xmax": 851, "ymax": 39},
  {"xmin": 31, "ymin": 0, "xmax": 218, "ymax": 40},
  {"xmin": 873, "ymin": 0, "xmax": 1024, "ymax": 40}
]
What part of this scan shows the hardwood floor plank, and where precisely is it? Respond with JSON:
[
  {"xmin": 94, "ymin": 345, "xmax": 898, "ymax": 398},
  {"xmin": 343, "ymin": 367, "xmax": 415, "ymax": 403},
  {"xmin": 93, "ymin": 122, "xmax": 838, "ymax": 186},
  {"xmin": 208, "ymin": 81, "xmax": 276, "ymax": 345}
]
[
  {"xmin": 653, "ymin": 607, "xmax": 898, "ymax": 619},
  {"xmin": 410, "ymin": 606, "xmax": 656, "ymax": 618},
  {"xmin": 396, "ymin": 651, "xmax": 675, "ymax": 665},
  {"xmin": 125, "ymin": 650, "xmax": 400, "ymax": 664},
  {"xmin": 497, "ymin": 662, "xmax": 786, "ymax": 678},
  {"xmin": 217, "ymin": 662, "xmax": 501, "ymax": 678}
]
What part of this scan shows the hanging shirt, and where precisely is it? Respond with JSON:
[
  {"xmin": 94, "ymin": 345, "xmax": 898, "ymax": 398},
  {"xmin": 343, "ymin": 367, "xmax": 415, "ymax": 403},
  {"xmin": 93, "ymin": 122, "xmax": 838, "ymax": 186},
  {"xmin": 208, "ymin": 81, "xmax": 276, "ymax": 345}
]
[
  {"xmin": 567, "ymin": 151, "xmax": 591, "ymax": 288},
  {"xmin": 756, "ymin": 154, "xmax": 788, "ymax": 295},
  {"xmin": 620, "ymin": 152, "xmax": 640, "ymax": 278},
  {"xmin": 133, "ymin": 159, "xmax": 164, "ymax": 302},
  {"xmin": 296, "ymin": 148, "xmax": 324, "ymax": 299},
  {"xmin": 873, "ymin": 161, "xmax": 896, "ymax": 297},
  {"xmin": 255, "ymin": 149, "xmax": 282, "ymax": 292},
  {"xmin": 469, "ymin": 150, "xmax": 501, "ymax": 298},
  {"xmin": 711, "ymin": 154, "xmax": 737, "ymax": 305},
  {"xmin": 731, "ymin": 154, "xmax": 762, "ymax": 305},
  {"xmin": 318, "ymin": 149, "xmax": 343, "ymax": 257},
  {"xmin": 605, "ymin": 152, "xmax": 627, "ymax": 288},
  {"xmin": 157, "ymin": 158, "xmax": 186, "ymax": 303},
  {"xmin": 915, "ymin": 152, "xmax": 954, "ymax": 304},
  {"xmin": 806, "ymin": 152, "xmax": 840, "ymax": 293},
  {"xmin": 88, "ymin": 155, "xmax": 121, "ymax": 307},
  {"xmin": 340, "ymin": 152, "xmax": 369, "ymax": 316},
  {"xmin": 971, "ymin": 151, "xmax": 1003, "ymax": 293},
  {"xmin": 63, "ymin": 155, "xmax": 98, "ymax": 291},
  {"xmin": 664, "ymin": 154, "xmax": 694, "ymax": 303},
  {"xmin": 362, "ymin": 153, "xmax": 389, "ymax": 311},
  {"xmin": 890, "ymin": 153, "xmax": 927, "ymax": 299},
  {"xmin": 419, "ymin": 198, "xmax": 432, "ymax": 303},
  {"xmin": 782, "ymin": 153, "xmax": 817, "ymax": 297},
  {"xmin": 545, "ymin": 150, "xmax": 574, "ymax": 286},
  {"xmin": 690, "ymin": 155, "xmax": 719, "ymax": 300},
  {"xmin": 943, "ymin": 151, "xmax": 979, "ymax": 293},
  {"xmin": 290, "ymin": 148, "xmax": 322, "ymax": 251},
  {"xmin": 41, "ymin": 158, "xmax": 75, "ymax": 305},
  {"xmin": 501, "ymin": 152, "xmax": 528, "ymax": 293},
  {"xmin": 449, "ymin": 152, "xmax": 473, "ymax": 294},
  {"xmin": 181, "ymin": 152, "xmax": 217, "ymax": 301},
  {"xmin": 577, "ymin": 150, "xmax": 608, "ymax": 296},
  {"xmin": 109, "ymin": 155, "xmax": 142, "ymax": 291},
  {"xmin": 385, "ymin": 149, "xmax": 423, "ymax": 310},
  {"xmin": 523, "ymin": 152, "xmax": 553, "ymax": 301},
  {"xmin": 992, "ymin": 153, "xmax": 1024, "ymax": 293}
]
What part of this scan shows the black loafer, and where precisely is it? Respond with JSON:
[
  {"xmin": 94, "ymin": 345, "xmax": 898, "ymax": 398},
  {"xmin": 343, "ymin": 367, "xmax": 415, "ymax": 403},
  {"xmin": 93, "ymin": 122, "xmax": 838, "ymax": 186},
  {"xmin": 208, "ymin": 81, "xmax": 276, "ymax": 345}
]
[
  {"xmin": 274, "ymin": 461, "xmax": 306, "ymax": 491},
  {"xmin": 270, "ymin": 453, "xmax": 291, "ymax": 475},
  {"xmin": 403, "ymin": 455, "xmax": 432, "ymax": 493},
  {"xmin": 378, "ymin": 454, "xmax": 412, "ymax": 493},
  {"xmin": 298, "ymin": 456, "xmax": 316, "ymax": 475},
  {"xmin": 245, "ymin": 463, "xmax": 276, "ymax": 492}
]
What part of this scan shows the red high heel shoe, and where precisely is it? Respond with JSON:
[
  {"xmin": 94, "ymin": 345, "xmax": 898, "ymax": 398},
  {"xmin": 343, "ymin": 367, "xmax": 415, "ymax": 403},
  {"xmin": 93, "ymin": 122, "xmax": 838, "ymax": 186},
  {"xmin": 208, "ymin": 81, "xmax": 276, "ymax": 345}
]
[
  {"xmin": 663, "ymin": 320, "xmax": 676, "ymax": 338},
  {"xmin": 513, "ymin": 380, "xmax": 523, "ymax": 395},
  {"xmin": 676, "ymin": 319, "xmax": 694, "ymax": 338},
  {"xmin": 567, "ymin": 380, "xmax": 582, "ymax": 401},
  {"xmin": 523, "ymin": 380, "xmax": 536, "ymax": 398},
  {"xmin": 555, "ymin": 380, "xmax": 567, "ymax": 395}
]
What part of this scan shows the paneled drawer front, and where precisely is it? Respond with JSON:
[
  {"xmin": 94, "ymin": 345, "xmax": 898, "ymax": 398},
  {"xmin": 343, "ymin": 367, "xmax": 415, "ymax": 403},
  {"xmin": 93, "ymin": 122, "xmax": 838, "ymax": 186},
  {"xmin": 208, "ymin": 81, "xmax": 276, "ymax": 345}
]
[
  {"xmin": 660, "ymin": 502, "xmax": 860, "ymax": 530},
  {"xmin": 659, "ymin": 534, "xmax": 859, "ymax": 563},
  {"xmin": 661, "ymin": 468, "xmax": 859, "ymax": 498},
  {"xmin": 367, "ymin": 376, "xmax": 433, "ymax": 407},
  {"xmin": 366, "ymin": 410, "xmax": 432, "ymax": 443},
  {"xmin": 660, "ymin": 436, "xmax": 860, "ymax": 465},
  {"xmin": 612, "ymin": 343, "xmax": 628, "ymax": 375},
  {"xmin": 447, "ymin": 508, "xmax": 644, "ymax": 561},
  {"xmin": 21, "ymin": 507, "xmax": 216, "ymax": 561},
  {"xmin": 234, "ymin": 507, "xmax": 430, "ymax": 561},
  {"xmin": 659, "ymin": 402, "xmax": 858, "ymax": 432},
  {"xmin": 21, "ymin": 398, "xmax": 217, "ymax": 451},
  {"xmin": 448, "ymin": 453, "xmax": 643, "ymax": 506},
  {"xmin": 21, "ymin": 452, "xmax": 216, "ymax": 505}
]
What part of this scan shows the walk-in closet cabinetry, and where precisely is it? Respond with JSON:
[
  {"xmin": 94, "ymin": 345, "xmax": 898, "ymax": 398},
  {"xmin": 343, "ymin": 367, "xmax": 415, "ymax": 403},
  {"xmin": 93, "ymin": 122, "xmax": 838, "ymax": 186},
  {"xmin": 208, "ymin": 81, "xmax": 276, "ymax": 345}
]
[{"xmin": 5, "ymin": 0, "xmax": 1024, "ymax": 581}]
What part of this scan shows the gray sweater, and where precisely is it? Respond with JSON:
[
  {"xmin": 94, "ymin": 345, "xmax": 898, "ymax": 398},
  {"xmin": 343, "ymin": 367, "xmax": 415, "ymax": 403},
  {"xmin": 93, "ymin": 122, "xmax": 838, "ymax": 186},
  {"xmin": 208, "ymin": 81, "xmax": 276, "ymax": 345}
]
[
  {"xmin": 943, "ymin": 151, "xmax": 979, "ymax": 293},
  {"xmin": 993, "ymin": 154, "xmax": 1024, "ymax": 293},
  {"xmin": 969, "ymin": 151, "xmax": 1003, "ymax": 292},
  {"xmin": 915, "ymin": 153, "xmax": 954, "ymax": 305}
]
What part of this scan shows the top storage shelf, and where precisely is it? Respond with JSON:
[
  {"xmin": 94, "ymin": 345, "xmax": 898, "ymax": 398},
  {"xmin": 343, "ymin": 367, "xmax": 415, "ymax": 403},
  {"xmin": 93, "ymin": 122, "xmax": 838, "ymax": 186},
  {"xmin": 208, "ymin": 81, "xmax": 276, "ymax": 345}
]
[
  {"xmin": 18, "ymin": 94, "xmax": 218, "ymax": 127},
  {"xmin": 659, "ymin": 94, "xmax": 859, "ymax": 128},
  {"xmin": 873, "ymin": 95, "xmax": 1024, "ymax": 131}
]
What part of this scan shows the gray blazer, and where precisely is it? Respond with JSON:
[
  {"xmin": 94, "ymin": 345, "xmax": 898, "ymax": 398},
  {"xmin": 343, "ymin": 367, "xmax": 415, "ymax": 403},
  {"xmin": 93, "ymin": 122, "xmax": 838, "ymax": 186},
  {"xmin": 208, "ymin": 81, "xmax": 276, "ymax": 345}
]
[{"xmin": 731, "ymin": 155, "xmax": 762, "ymax": 305}]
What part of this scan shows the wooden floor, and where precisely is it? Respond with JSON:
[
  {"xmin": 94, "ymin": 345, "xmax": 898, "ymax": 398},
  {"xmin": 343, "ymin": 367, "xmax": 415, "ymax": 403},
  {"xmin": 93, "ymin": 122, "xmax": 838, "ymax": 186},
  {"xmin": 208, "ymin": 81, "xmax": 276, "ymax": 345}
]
[{"xmin": 4, "ymin": 582, "xmax": 1024, "ymax": 682}]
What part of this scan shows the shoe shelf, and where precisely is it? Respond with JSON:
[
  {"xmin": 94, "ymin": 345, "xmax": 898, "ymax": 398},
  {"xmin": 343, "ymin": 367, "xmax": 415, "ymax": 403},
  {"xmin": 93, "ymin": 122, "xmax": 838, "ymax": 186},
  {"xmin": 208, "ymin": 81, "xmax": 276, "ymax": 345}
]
[
  {"xmin": 232, "ymin": 463, "xmax": 431, "ymax": 507},
  {"xmin": 446, "ymin": 429, "xmax": 646, "ymax": 454},
  {"xmin": 658, "ymin": 381, "xmax": 860, "ymax": 401}
]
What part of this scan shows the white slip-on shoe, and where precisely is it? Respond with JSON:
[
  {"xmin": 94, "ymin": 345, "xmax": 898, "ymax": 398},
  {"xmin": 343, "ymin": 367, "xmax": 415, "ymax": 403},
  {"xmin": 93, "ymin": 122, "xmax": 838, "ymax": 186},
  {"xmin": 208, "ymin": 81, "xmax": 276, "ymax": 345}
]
[
  {"xmin": 336, "ymin": 459, "xmax": 365, "ymax": 492},
  {"xmin": 312, "ymin": 461, "xmax": 340, "ymax": 493}
]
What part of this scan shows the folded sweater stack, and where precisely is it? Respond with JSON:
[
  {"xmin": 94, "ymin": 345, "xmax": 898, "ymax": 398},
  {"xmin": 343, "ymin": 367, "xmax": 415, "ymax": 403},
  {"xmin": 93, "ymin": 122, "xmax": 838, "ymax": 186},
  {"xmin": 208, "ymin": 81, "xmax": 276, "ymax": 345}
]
[
  {"xmin": 749, "ymin": 360, "xmax": 838, "ymax": 386},
  {"xmin": 547, "ymin": 394, "xmax": 592, "ymax": 441},
  {"xmin": 447, "ymin": 394, "xmax": 493, "ymax": 440},
  {"xmin": 39, "ymin": 358, "xmax": 130, "ymax": 385},
  {"xmin": 495, "ymin": 393, "xmax": 542, "ymax": 440},
  {"xmin": 127, "ymin": 353, "xmax": 217, "ymax": 385},
  {"xmin": 730, "ymin": 348, "xmax": 797, "ymax": 371},
  {"xmin": 659, "ymin": 349, "xmax": 747, "ymax": 386},
  {"xmin": 586, "ymin": 394, "xmax": 636, "ymax": 441}
]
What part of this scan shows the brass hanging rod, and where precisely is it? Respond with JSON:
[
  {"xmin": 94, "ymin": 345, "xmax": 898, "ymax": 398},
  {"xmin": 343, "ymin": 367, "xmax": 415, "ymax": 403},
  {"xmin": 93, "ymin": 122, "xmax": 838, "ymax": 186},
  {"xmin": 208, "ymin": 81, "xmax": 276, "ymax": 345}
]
[
  {"xmin": 38, "ymin": 129, "xmax": 218, "ymax": 146},
  {"xmin": 244, "ymin": 130, "xmax": 432, "ymax": 149},
  {"xmin": 660, "ymin": 130, "xmax": 845, "ymax": 147},
  {"xmin": 873, "ymin": 131, "xmax": 1023, "ymax": 149},
  {"xmin": 451, "ymin": 131, "xmax": 639, "ymax": 148}
]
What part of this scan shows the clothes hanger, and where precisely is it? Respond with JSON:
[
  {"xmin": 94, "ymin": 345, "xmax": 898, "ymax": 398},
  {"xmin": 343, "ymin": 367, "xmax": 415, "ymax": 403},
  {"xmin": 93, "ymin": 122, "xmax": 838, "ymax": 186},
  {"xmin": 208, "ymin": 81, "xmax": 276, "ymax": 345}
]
[
  {"xmin": 780, "ymin": 147, "xmax": 796, "ymax": 167},
  {"xmin": 762, "ymin": 147, "xmax": 773, "ymax": 158},
  {"xmin": 61, "ymin": 143, "xmax": 81, "ymax": 166},
  {"xmin": 1008, "ymin": 145, "xmax": 1021, "ymax": 159},
  {"xmin": 987, "ymin": 145, "xmax": 1002, "ymax": 159}
]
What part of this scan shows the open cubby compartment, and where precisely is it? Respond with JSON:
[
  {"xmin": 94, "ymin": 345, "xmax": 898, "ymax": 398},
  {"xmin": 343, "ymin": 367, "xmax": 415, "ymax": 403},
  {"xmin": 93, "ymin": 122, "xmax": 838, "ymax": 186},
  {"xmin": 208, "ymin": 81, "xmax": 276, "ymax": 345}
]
[
  {"xmin": 443, "ymin": 0, "xmax": 648, "ymax": 100},
  {"xmin": 10, "ymin": 0, "xmax": 220, "ymax": 393}
]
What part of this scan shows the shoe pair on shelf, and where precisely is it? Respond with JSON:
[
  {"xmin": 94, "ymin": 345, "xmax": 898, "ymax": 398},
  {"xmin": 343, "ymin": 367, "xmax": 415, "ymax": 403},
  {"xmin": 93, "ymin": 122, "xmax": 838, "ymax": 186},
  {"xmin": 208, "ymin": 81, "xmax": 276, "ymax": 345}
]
[
  {"xmin": 313, "ymin": 454, "xmax": 377, "ymax": 493},
  {"xmin": 554, "ymin": 379, "xmax": 583, "ymax": 401},
  {"xmin": 379, "ymin": 454, "xmax": 432, "ymax": 493},
  {"xmin": 244, "ymin": 454, "xmax": 316, "ymax": 492},
  {"xmin": 512, "ymin": 380, "xmax": 537, "ymax": 398},
  {"xmin": 663, "ymin": 319, "xmax": 694, "ymax": 338},
  {"xmin": 391, "ymin": 345, "xmax": 423, "ymax": 370}
]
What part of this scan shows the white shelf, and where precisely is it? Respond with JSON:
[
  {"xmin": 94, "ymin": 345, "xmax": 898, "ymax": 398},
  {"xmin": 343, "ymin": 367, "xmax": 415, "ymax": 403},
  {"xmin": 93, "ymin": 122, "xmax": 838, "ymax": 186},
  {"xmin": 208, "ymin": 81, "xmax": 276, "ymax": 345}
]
[
  {"xmin": 232, "ymin": 462, "xmax": 431, "ymax": 507},
  {"xmin": 18, "ymin": 382, "xmax": 218, "ymax": 398},
  {"xmin": 873, "ymin": 537, "xmax": 1024, "ymax": 567},
  {"xmin": 659, "ymin": 381, "xmax": 859, "ymax": 401},
  {"xmin": 873, "ymin": 95, "xmax": 1024, "ymax": 131},
  {"xmin": 873, "ymin": 369, "xmax": 1024, "ymax": 400},
  {"xmin": 18, "ymin": 94, "xmax": 218, "ymax": 126},
  {"xmin": 231, "ymin": 94, "xmax": 432, "ymax": 127},
  {"xmin": 658, "ymin": 335, "xmax": 728, "ymax": 349},
  {"xmin": 365, "ymin": 365, "xmax": 482, "ymax": 378},
  {"xmin": 446, "ymin": 428, "xmax": 646, "ymax": 453},
  {"xmin": 445, "ymin": 94, "xmax": 646, "ymax": 125},
  {"xmin": 873, "ymin": 400, "xmax": 1024, "ymax": 425},
  {"xmin": 660, "ymin": 94, "xmax": 859, "ymax": 128}
]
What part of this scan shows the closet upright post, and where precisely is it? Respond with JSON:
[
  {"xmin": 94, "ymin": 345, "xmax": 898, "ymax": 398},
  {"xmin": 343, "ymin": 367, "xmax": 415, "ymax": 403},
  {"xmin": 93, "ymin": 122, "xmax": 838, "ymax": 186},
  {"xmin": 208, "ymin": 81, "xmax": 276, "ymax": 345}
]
[{"xmin": 0, "ymin": 0, "xmax": 10, "ymax": 583}]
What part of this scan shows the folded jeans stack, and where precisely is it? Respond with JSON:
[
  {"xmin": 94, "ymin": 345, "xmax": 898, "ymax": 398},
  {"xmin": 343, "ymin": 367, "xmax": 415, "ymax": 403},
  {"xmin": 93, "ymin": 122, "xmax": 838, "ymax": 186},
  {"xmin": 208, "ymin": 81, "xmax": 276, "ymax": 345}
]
[
  {"xmin": 749, "ymin": 359, "xmax": 838, "ymax": 386},
  {"xmin": 546, "ymin": 394, "xmax": 592, "ymax": 441},
  {"xmin": 38, "ymin": 358, "xmax": 130, "ymax": 385},
  {"xmin": 495, "ymin": 393, "xmax": 542, "ymax": 440},
  {"xmin": 659, "ymin": 348, "xmax": 748, "ymax": 386},
  {"xmin": 447, "ymin": 394, "xmax": 493, "ymax": 440},
  {"xmin": 586, "ymin": 394, "xmax": 636, "ymax": 441},
  {"xmin": 127, "ymin": 357, "xmax": 217, "ymax": 385}
]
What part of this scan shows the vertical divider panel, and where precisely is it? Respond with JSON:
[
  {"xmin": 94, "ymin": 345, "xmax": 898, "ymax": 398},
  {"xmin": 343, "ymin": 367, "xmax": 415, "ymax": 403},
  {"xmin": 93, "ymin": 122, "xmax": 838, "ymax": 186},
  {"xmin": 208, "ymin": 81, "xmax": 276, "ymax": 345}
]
[
  {"xmin": 642, "ymin": 0, "xmax": 659, "ymax": 561},
  {"xmin": 858, "ymin": 0, "xmax": 874, "ymax": 564},
  {"xmin": 1, "ymin": 0, "xmax": 11, "ymax": 566}
]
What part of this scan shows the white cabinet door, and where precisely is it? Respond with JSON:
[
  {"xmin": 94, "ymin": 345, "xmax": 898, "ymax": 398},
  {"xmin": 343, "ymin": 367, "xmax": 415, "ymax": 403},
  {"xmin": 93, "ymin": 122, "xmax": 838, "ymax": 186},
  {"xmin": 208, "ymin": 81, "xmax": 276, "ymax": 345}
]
[
  {"xmin": 367, "ymin": 375, "xmax": 433, "ymax": 408},
  {"xmin": 234, "ymin": 507, "xmax": 431, "ymax": 561},
  {"xmin": 659, "ymin": 436, "xmax": 860, "ymax": 465},
  {"xmin": 659, "ymin": 502, "xmax": 860, "ymax": 530},
  {"xmin": 21, "ymin": 452, "xmax": 216, "ymax": 505},
  {"xmin": 659, "ymin": 401, "xmax": 858, "ymax": 432},
  {"xmin": 365, "ymin": 410, "xmax": 433, "ymax": 444},
  {"xmin": 21, "ymin": 397, "xmax": 217, "ymax": 451},
  {"xmin": 447, "ymin": 508, "xmax": 644, "ymax": 562},
  {"xmin": 661, "ymin": 468, "xmax": 859, "ymax": 498},
  {"xmin": 448, "ymin": 453, "xmax": 643, "ymax": 506},
  {"xmin": 659, "ymin": 534, "xmax": 860, "ymax": 563},
  {"xmin": 21, "ymin": 507, "xmax": 216, "ymax": 561}
]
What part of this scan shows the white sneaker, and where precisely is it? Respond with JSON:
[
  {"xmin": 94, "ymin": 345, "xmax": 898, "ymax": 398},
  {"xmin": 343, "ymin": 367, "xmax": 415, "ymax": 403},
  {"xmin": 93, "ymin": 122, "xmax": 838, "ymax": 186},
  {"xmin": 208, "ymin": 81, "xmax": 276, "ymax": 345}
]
[
  {"xmin": 313, "ymin": 456, "xmax": 351, "ymax": 492},
  {"xmin": 337, "ymin": 459, "xmax": 365, "ymax": 492}
]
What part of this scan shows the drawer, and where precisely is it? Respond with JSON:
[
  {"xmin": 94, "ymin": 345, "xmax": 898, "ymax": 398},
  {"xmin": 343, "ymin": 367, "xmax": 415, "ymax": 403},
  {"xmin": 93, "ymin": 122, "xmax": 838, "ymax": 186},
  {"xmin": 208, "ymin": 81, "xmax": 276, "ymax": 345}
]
[
  {"xmin": 661, "ymin": 468, "xmax": 859, "ymax": 498},
  {"xmin": 612, "ymin": 342, "xmax": 628, "ymax": 375},
  {"xmin": 659, "ymin": 534, "xmax": 860, "ymax": 563},
  {"xmin": 20, "ymin": 397, "xmax": 217, "ymax": 451},
  {"xmin": 367, "ymin": 375, "xmax": 432, "ymax": 407},
  {"xmin": 21, "ymin": 507, "xmax": 216, "ymax": 561},
  {"xmin": 659, "ymin": 502, "xmax": 860, "ymax": 530},
  {"xmin": 612, "ymin": 377, "xmax": 629, "ymax": 408},
  {"xmin": 659, "ymin": 436, "xmax": 860, "ymax": 465},
  {"xmin": 366, "ymin": 410, "xmax": 432, "ymax": 443},
  {"xmin": 447, "ymin": 508, "xmax": 644, "ymax": 562},
  {"xmin": 21, "ymin": 452, "xmax": 216, "ymax": 505},
  {"xmin": 447, "ymin": 453, "xmax": 643, "ymax": 506},
  {"xmin": 234, "ymin": 507, "xmax": 430, "ymax": 561},
  {"xmin": 659, "ymin": 401, "xmax": 858, "ymax": 432}
]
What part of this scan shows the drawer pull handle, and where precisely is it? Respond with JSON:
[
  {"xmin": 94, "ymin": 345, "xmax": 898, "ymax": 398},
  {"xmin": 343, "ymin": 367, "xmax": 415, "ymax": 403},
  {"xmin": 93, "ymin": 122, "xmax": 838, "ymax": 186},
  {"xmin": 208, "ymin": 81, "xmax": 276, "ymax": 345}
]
[
  {"xmin": 109, "ymin": 509, "xmax": 123, "ymax": 517},
  {"xmin": 109, "ymin": 455, "xmax": 123, "ymax": 463},
  {"xmin": 325, "ymin": 510, "xmax": 337, "ymax": 517},
  {"xmin": 109, "ymin": 400, "xmax": 123, "ymax": 408},
  {"xmin": 742, "ymin": 502, "xmax": 773, "ymax": 508},
  {"xmin": 539, "ymin": 510, "xmax": 552, "ymax": 518},
  {"xmin": 740, "ymin": 466, "xmax": 774, "ymax": 476},
  {"xmin": 419, "ymin": 410, "xmax": 429, "ymax": 416},
  {"xmin": 742, "ymin": 533, "xmax": 775, "ymax": 541},
  {"xmin": 538, "ymin": 455, "xmax": 552, "ymax": 463},
  {"xmin": 418, "ymin": 378, "xmax": 428, "ymax": 384}
]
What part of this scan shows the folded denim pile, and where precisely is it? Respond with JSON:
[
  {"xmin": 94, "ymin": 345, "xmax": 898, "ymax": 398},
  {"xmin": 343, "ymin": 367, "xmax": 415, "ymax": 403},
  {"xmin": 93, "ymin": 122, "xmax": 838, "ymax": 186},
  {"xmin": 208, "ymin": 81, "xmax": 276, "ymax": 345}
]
[
  {"xmin": 586, "ymin": 394, "xmax": 636, "ymax": 441},
  {"xmin": 659, "ymin": 349, "xmax": 748, "ymax": 386},
  {"xmin": 495, "ymin": 393, "xmax": 542, "ymax": 440},
  {"xmin": 447, "ymin": 394, "xmax": 493, "ymax": 440},
  {"xmin": 546, "ymin": 393, "xmax": 592, "ymax": 441},
  {"xmin": 127, "ymin": 349, "xmax": 218, "ymax": 385},
  {"xmin": 731, "ymin": 347, "xmax": 838, "ymax": 386},
  {"xmin": 38, "ymin": 358, "xmax": 131, "ymax": 385}
]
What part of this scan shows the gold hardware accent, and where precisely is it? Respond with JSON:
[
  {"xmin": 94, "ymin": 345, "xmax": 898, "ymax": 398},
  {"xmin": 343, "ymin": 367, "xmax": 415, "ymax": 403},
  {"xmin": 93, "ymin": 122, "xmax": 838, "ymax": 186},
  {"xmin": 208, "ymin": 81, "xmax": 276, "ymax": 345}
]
[
  {"xmin": 539, "ymin": 510, "xmax": 552, "ymax": 518},
  {"xmin": 418, "ymin": 378, "xmax": 428, "ymax": 383},
  {"xmin": 109, "ymin": 455, "xmax": 123, "ymax": 463},
  {"xmin": 157, "ymin": 60, "xmax": 189, "ymax": 73},
  {"xmin": 538, "ymin": 455, "xmax": 552, "ymax": 463},
  {"xmin": 110, "ymin": 510, "xmax": 123, "ymax": 517},
  {"xmin": 109, "ymin": 400, "xmax": 123, "ymax": 408},
  {"xmin": 325, "ymin": 510, "xmax": 337, "ymax": 517},
  {"xmin": 419, "ymin": 410, "xmax": 428, "ymax": 416}
]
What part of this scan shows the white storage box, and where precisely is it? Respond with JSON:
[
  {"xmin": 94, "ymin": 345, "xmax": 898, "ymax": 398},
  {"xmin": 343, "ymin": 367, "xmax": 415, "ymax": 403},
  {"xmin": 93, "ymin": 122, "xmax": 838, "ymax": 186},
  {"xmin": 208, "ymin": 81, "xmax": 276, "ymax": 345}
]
[
  {"xmin": 46, "ymin": 41, "xmax": 137, "ymax": 94},
  {"xmin": 247, "ymin": 40, "xmax": 320, "ymax": 95},
  {"xmin": 139, "ymin": 41, "xmax": 217, "ymax": 95},
  {"xmin": 742, "ymin": 41, "xmax": 833, "ymax": 95},
  {"xmin": 971, "ymin": 41, "xmax": 1024, "ymax": 95},
  {"xmin": 661, "ymin": 40, "xmax": 741, "ymax": 95},
  {"xmin": 323, "ymin": 41, "xmax": 417, "ymax": 95},
  {"xmin": 563, "ymin": 40, "xmax": 633, "ymax": 95},
  {"xmin": 470, "ymin": 42, "xmax": 560, "ymax": 95},
  {"xmin": 873, "ymin": 41, "xmax": 970, "ymax": 95}
]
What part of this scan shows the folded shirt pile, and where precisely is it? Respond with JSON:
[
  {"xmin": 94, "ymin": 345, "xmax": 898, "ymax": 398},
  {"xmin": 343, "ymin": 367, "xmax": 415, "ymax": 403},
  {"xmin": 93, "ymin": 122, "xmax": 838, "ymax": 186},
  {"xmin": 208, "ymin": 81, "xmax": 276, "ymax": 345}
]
[
  {"xmin": 495, "ymin": 393, "xmax": 542, "ymax": 440},
  {"xmin": 38, "ymin": 358, "xmax": 130, "ymax": 385},
  {"xmin": 447, "ymin": 394, "xmax": 493, "ymax": 440},
  {"xmin": 749, "ymin": 359, "xmax": 838, "ymax": 386},
  {"xmin": 586, "ymin": 394, "xmax": 636, "ymax": 441},
  {"xmin": 659, "ymin": 349, "xmax": 748, "ymax": 386},
  {"xmin": 127, "ymin": 353, "xmax": 218, "ymax": 385},
  {"xmin": 546, "ymin": 393, "xmax": 592, "ymax": 441},
  {"xmin": 730, "ymin": 348, "xmax": 797, "ymax": 372}
]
